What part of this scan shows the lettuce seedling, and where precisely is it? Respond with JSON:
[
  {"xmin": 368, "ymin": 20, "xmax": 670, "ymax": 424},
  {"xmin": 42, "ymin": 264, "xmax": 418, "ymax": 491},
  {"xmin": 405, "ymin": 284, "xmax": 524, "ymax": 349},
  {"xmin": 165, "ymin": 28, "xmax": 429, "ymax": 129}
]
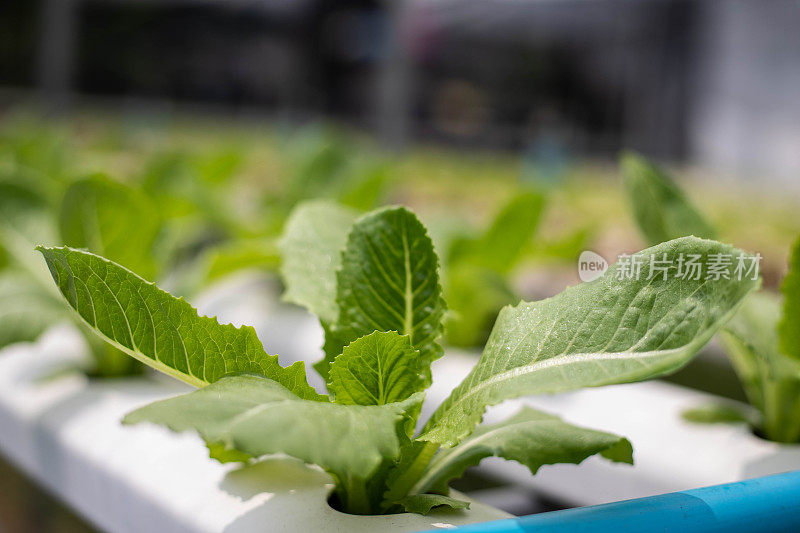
[
  {"xmin": 39, "ymin": 205, "xmax": 756, "ymax": 515},
  {"xmin": 622, "ymin": 152, "xmax": 800, "ymax": 443}
]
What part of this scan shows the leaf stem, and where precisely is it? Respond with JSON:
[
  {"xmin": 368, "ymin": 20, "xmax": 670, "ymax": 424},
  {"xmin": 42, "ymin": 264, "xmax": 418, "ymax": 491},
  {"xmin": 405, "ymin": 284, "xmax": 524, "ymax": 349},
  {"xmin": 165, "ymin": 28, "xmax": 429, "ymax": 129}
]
[
  {"xmin": 763, "ymin": 380, "xmax": 800, "ymax": 443},
  {"xmin": 401, "ymin": 226, "xmax": 413, "ymax": 340},
  {"xmin": 381, "ymin": 441, "xmax": 439, "ymax": 510},
  {"xmin": 341, "ymin": 475, "xmax": 372, "ymax": 515}
]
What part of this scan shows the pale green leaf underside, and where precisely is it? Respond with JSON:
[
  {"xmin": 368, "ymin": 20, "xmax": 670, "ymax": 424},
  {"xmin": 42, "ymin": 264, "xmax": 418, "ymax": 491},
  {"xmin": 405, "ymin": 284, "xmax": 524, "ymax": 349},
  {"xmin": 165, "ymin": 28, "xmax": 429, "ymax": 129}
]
[
  {"xmin": 206, "ymin": 442, "xmax": 252, "ymax": 464},
  {"xmin": 396, "ymin": 494, "xmax": 470, "ymax": 515},
  {"xmin": 422, "ymin": 237, "xmax": 758, "ymax": 445},
  {"xmin": 415, "ymin": 407, "xmax": 631, "ymax": 495},
  {"xmin": 328, "ymin": 331, "xmax": 424, "ymax": 405},
  {"xmin": 331, "ymin": 207, "xmax": 445, "ymax": 382},
  {"xmin": 779, "ymin": 235, "xmax": 800, "ymax": 362},
  {"xmin": 124, "ymin": 374, "xmax": 421, "ymax": 479},
  {"xmin": 622, "ymin": 152, "xmax": 716, "ymax": 245},
  {"xmin": 59, "ymin": 176, "xmax": 161, "ymax": 280},
  {"xmin": 279, "ymin": 200, "xmax": 359, "ymax": 325},
  {"xmin": 37, "ymin": 246, "xmax": 323, "ymax": 399}
]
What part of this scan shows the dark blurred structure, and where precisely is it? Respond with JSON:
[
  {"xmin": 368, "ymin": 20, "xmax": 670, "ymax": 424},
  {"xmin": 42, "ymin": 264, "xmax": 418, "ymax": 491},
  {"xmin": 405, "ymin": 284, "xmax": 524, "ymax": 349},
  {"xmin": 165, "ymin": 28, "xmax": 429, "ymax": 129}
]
[{"xmin": 1, "ymin": 0, "xmax": 799, "ymax": 177}]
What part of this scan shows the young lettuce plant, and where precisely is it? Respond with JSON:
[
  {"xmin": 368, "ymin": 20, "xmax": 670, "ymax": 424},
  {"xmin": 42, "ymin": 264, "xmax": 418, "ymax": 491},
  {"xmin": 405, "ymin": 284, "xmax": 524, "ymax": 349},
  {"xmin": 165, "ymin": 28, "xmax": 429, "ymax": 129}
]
[
  {"xmin": 622, "ymin": 152, "xmax": 800, "ymax": 443},
  {"xmin": 38, "ymin": 205, "xmax": 756, "ymax": 515}
]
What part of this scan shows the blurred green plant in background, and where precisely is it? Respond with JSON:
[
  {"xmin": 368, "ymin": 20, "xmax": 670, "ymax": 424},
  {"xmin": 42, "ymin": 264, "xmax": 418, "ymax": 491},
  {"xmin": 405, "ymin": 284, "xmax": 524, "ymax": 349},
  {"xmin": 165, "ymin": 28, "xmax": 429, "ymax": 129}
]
[
  {"xmin": 0, "ymin": 111, "xmax": 398, "ymax": 377},
  {"xmin": 622, "ymin": 152, "xmax": 800, "ymax": 443},
  {"xmin": 442, "ymin": 191, "xmax": 546, "ymax": 347},
  {"xmin": 2, "ymin": 107, "xmax": 800, "ymax": 385}
]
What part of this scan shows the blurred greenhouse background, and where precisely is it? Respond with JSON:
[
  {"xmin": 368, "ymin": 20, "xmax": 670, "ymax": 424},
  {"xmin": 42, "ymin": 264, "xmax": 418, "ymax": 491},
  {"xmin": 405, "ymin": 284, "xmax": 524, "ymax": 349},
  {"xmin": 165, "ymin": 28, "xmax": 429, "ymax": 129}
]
[
  {"xmin": 1, "ymin": 0, "xmax": 800, "ymax": 531},
  {"xmin": 2, "ymin": 0, "xmax": 799, "ymax": 178}
]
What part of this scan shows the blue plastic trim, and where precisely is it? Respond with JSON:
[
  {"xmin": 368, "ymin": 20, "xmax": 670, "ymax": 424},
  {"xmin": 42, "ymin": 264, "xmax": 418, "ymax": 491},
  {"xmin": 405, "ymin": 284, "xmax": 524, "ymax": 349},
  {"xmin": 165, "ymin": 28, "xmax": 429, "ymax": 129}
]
[{"xmin": 435, "ymin": 470, "xmax": 800, "ymax": 533}]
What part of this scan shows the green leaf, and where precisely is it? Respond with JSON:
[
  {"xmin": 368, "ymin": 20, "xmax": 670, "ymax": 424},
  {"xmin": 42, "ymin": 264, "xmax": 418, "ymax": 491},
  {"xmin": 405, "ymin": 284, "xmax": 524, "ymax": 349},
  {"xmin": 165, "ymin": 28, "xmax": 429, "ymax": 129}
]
[
  {"xmin": 140, "ymin": 149, "xmax": 250, "ymax": 239},
  {"xmin": 328, "ymin": 331, "xmax": 424, "ymax": 406},
  {"xmin": 284, "ymin": 128, "xmax": 349, "ymax": 205},
  {"xmin": 59, "ymin": 175, "xmax": 162, "ymax": 280},
  {"xmin": 140, "ymin": 151, "xmax": 199, "ymax": 219},
  {"xmin": 331, "ymin": 207, "xmax": 445, "ymax": 383},
  {"xmin": 449, "ymin": 191, "xmax": 545, "ymax": 275},
  {"xmin": 0, "ymin": 272, "xmax": 67, "ymax": 348},
  {"xmin": 537, "ymin": 227, "xmax": 594, "ymax": 262},
  {"xmin": 195, "ymin": 148, "xmax": 244, "ymax": 185},
  {"xmin": 444, "ymin": 264, "xmax": 515, "ymax": 348},
  {"xmin": 421, "ymin": 237, "xmax": 759, "ymax": 446},
  {"xmin": 203, "ymin": 239, "xmax": 280, "ymax": 282},
  {"xmin": 338, "ymin": 161, "xmax": 391, "ymax": 211},
  {"xmin": 442, "ymin": 192, "xmax": 545, "ymax": 348},
  {"xmin": 124, "ymin": 374, "xmax": 422, "ymax": 479},
  {"xmin": 719, "ymin": 292, "xmax": 781, "ymax": 414},
  {"xmin": 278, "ymin": 200, "xmax": 359, "ymax": 325},
  {"xmin": 172, "ymin": 239, "xmax": 282, "ymax": 297},
  {"xmin": 0, "ymin": 179, "xmax": 146, "ymax": 376},
  {"xmin": 80, "ymin": 325, "xmax": 144, "ymax": 377},
  {"xmin": 381, "ymin": 440, "xmax": 440, "ymax": 508},
  {"xmin": 0, "ymin": 118, "xmax": 72, "ymax": 184},
  {"xmin": 413, "ymin": 407, "xmax": 631, "ymax": 495},
  {"xmin": 317, "ymin": 322, "xmax": 345, "ymax": 379},
  {"xmin": 682, "ymin": 403, "xmax": 757, "ymax": 426},
  {"xmin": 56, "ymin": 175, "xmax": 155, "ymax": 378},
  {"xmin": 719, "ymin": 292, "xmax": 800, "ymax": 443},
  {"xmin": 779, "ymin": 235, "xmax": 800, "ymax": 361},
  {"xmin": 0, "ymin": 181, "xmax": 59, "ymax": 290},
  {"xmin": 36, "ymin": 246, "xmax": 323, "ymax": 399},
  {"xmin": 622, "ymin": 152, "xmax": 716, "ymax": 245},
  {"xmin": 0, "ymin": 178, "xmax": 57, "ymax": 233},
  {"xmin": 396, "ymin": 494, "xmax": 470, "ymax": 515}
]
